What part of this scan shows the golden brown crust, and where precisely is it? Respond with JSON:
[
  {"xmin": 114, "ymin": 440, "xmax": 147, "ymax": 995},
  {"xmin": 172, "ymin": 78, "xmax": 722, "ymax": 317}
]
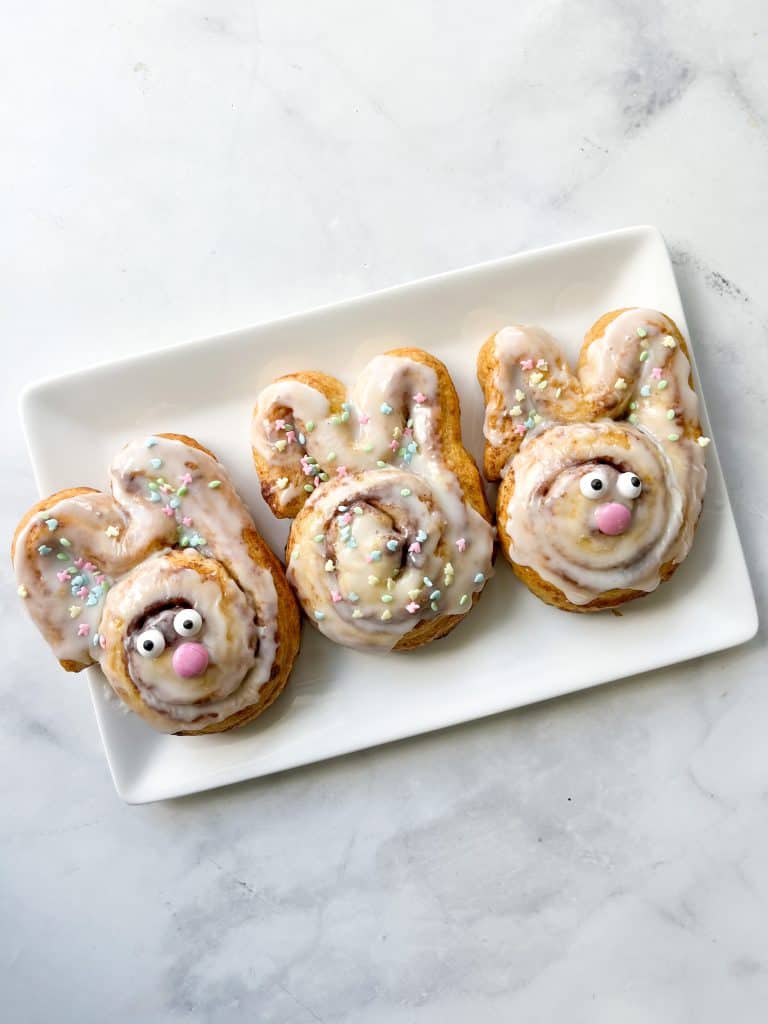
[
  {"xmin": 258, "ymin": 347, "xmax": 494, "ymax": 649},
  {"xmin": 483, "ymin": 309, "xmax": 702, "ymax": 612}
]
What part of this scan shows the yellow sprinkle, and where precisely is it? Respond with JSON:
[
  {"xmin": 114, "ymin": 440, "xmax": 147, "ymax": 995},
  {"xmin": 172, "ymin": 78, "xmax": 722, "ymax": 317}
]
[
  {"xmin": 537, "ymin": 380, "xmax": 548, "ymax": 391},
  {"xmin": 386, "ymin": 577, "xmax": 394, "ymax": 592},
  {"xmin": 17, "ymin": 584, "xmax": 28, "ymax": 598},
  {"xmin": 352, "ymin": 609, "xmax": 363, "ymax": 618},
  {"xmin": 514, "ymin": 389, "xmax": 525, "ymax": 402},
  {"xmin": 380, "ymin": 609, "xmax": 392, "ymax": 621},
  {"xmin": 105, "ymin": 525, "xmax": 120, "ymax": 538},
  {"xmin": 509, "ymin": 405, "xmax": 522, "ymax": 417},
  {"xmin": 555, "ymin": 387, "xmax": 562, "ymax": 399},
  {"xmin": 324, "ymin": 559, "xmax": 335, "ymax": 572},
  {"xmin": 697, "ymin": 436, "xmax": 711, "ymax": 447},
  {"xmin": 408, "ymin": 589, "xmax": 421, "ymax": 600},
  {"xmin": 529, "ymin": 371, "xmax": 543, "ymax": 386},
  {"xmin": 533, "ymin": 413, "xmax": 543, "ymax": 425},
  {"xmin": 368, "ymin": 575, "xmax": 380, "ymax": 586},
  {"xmin": 614, "ymin": 377, "xmax": 627, "ymax": 391},
  {"xmin": 276, "ymin": 477, "xmax": 289, "ymax": 489},
  {"xmin": 663, "ymin": 335, "xmax": 677, "ymax": 349},
  {"xmin": 69, "ymin": 605, "xmax": 82, "ymax": 618}
]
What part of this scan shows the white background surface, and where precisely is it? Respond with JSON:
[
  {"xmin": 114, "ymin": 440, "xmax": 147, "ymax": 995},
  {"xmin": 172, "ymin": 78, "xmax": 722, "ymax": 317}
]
[{"xmin": 1, "ymin": 2, "xmax": 766, "ymax": 1021}]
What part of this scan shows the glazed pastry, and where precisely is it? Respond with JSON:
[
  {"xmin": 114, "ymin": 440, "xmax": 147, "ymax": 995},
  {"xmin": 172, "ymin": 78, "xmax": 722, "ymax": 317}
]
[
  {"xmin": 12, "ymin": 434, "xmax": 300, "ymax": 733},
  {"xmin": 252, "ymin": 349, "xmax": 495, "ymax": 651},
  {"xmin": 478, "ymin": 308, "xmax": 709, "ymax": 611}
]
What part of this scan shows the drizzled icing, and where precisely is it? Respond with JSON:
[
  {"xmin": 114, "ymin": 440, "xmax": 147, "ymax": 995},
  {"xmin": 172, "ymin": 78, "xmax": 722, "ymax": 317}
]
[
  {"xmin": 481, "ymin": 309, "xmax": 708, "ymax": 605},
  {"xmin": 14, "ymin": 437, "xmax": 280, "ymax": 731},
  {"xmin": 253, "ymin": 354, "xmax": 494, "ymax": 649}
]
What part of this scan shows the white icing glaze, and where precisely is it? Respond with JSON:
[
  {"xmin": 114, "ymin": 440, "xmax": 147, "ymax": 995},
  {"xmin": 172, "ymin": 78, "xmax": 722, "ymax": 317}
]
[
  {"xmin": 483, "ymin": 310, "xmax": 707, "ymax": 605},
  {"xmin": 14, "ymin": 436, "xmax": 281, "ymax": 731},
  {"xmin": 253, "ymin": 354, "xmax": 495, "ymax": 649}
]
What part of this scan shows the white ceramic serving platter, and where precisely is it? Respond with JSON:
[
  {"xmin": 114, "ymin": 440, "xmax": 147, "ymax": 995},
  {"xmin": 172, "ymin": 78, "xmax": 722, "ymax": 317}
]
[{"xmin": 21, "ymin": 226, "xmax": 757, "ymax": 803}]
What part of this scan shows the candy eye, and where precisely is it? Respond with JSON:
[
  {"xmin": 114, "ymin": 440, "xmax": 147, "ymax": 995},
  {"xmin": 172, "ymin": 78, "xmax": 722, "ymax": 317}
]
[
  {"xmin": 136, "ymin": 628, "xmax": 165, "ymax": 658},
  {"xmin": 617, "ymin": 472, "xmax": 642, "ymax": 499},
  {"xmin": 173, "ymin": 608, "xmax": 203, "ymax": 637},
  {"xmin": 579, "ymin": 468, "xmax": 609, "ymax": 499}
]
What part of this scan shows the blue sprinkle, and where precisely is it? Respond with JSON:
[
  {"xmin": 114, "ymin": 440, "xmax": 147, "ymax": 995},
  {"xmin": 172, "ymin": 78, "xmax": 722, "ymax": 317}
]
[
  {"xmin": 92, "ymin": 633, "xmax": 101, "ymax": 647},
  {"xmin": 146, "ymin": 437, "xmax": 159, "ymax": 447},
  {"xmin": 91, "ymin": 584, "xmax": 104, "ymax": 598},
  {"xmin": 314, "ymin": 610, "xmax": 325, "ymax": 621},
  {"xmin": 298, "ymin": 433, "xmax": 306, "ymax": 445},
  {"xmin": 86, "ymin": 594, "xmax": 99, "ymax": 606},
  {"xmin": 370, "ymin": 550, "xmax": 382, "ymax": 561},
  {"xmin": 380, "ymin": 402, "xmax": 393, "ymax": 415},
  {"xmin": 407, "ymin": 442, "xmax": 418, "ymax": 454},
  {"xmin": 347, "ymin": 592, "xmax": 360, "ymax": 603},
  {"xmin": 640, "ymin": 385, "xmax": 651, "ymax": 398},
  {"xmin": 429, "ymin": 590, "xmax": 441, "ymax": 601},
  {"xmin": 342, "ymin": 402, "xmax": 350, "ymax": 411},
  {"xmin": 45, "ymin": 518, "xmax": 59, "ymax": 532},
  {"xmin": 149, "ymin": 457, "xmax": 163, "ymax": 470},
  {"xmin": 525, "ymin": 416, "xmax": 535, "ymax": 429},
  {"xmin": 149, "ymin": 492, "xmax": 162, "ymax": 503},
  {"xmin": 340, "ymin": 526, "xmax": 351, "ymax": 539},
  {"xmin": 37, "ymin": 544, "xmax": 52, "ymax": 556},
  {"xmin": 169, "ymin": 497, "xmax": 180, "ymax": 509},
  {"xmin": 474, "ymin": 572, "xmax": 485, "ymax": 584},
  {"xmin": 416, "ymin": 530, "xmax": 427, "ymax": 543},
  {"xmin": 71, "ymin": 575, "xmax": 84, "ymax": 587},
  {"xmin": 348, "ymin": 537, "xmax": 358, "ymax": 548},
  {"xmin": 386, "ymin": 540, "xmax": 399, "ymax": 552}
]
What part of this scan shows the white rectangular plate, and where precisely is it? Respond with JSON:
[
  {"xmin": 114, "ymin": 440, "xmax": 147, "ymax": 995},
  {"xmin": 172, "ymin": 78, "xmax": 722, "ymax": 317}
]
[{"xmin": 21, "ymin": 226, "xmax": 757, "ymax": 802}]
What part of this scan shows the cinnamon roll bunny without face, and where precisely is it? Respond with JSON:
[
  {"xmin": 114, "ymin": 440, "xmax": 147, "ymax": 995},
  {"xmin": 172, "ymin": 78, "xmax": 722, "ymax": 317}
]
[
  {"xmin": 478, "ymin": 309, "xmax": 709, "ymax": 611},
  {"xmin": 12, "ymin": 434, "xmax": 300, "ymax": 733},
  {"xmin": 253, "ymin": 349, "xmax": 495, "ymax": 651}
]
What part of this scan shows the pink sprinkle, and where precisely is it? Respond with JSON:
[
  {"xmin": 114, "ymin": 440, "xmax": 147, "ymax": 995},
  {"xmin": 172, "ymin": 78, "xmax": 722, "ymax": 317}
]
[
  {"xmin": 94, "ymin": 574, "xmax": 106, "ymax": 584},
  {"xmin": 161, "ymin": 505, "xmax": 175, "ymax": 517},
  {"xmin": 99, "ymin": 634, "xmax": 106, "ymax": 650},
  {"xmin": 341, "ymin": 512, "xmax": 353, "ymax": 525},
  {"xmin": 286, "ymin": 430, "xmax": 296, "ymax": 443},
  {"xmin": 389, "ymin": 439, "xmax": 399, "ymax": 451},
  {"xmin": 74, "ymin": 558, "xmax": 85, "ymax": 569},
  {"xmin": 365, "ymin": 554, "xmax": 373, "ymax": 563},
  {"xmin": 336, "ymin": 466, "xmax": 348, "ymax": 477},
  {"xmin": 456, "ymin": 537, "xmax": 467, "ymax": 553},
  {"xmin": 56, "ymin": 570, "xmax": 70, "ymax": 583},
  {"xmin": 182, "ymin": 516, "xmax": 193, "ymax": 527},
  {"xmin": 406, "ymin": 602, "xmax": 420, "ymax": 614},
  {"xmin": 274, "ymin": 418, "xmax": 285, "ymax": 430},
  {"xmin": 408, "ymin": 541, "xmax": 422, "ymax": 554},
  {"xmin": 359, "ymin": 413, "xmax": 370, "ymax": 425},
  {"xmin": 520, "ymin": 359, "xmax": 534, "ymax": 371},
  {"xmin": 83, "ymin": 562, "xmax": 95, "ymax": 573},
  {"xmin": 314, "ymin": 476, "xmax": 321, "ymax": 487},
  {"xmin": 413, "ymin": 392, "xmax": 427, "ymax": 404},
  {"xmin": 514, "ymin": 423, "xmax": 527, "ymax": 435},
  {"xmin": 77, "ymin": 586, "xmax": 89, "ymax": 599},
  {"xmin": 403, "ymin": 427, "xmax": 412, "ymax": 439},
  {"xmin": 179, "ymin": 472, "xmax": 193, "ymax": 485},
  {"xmin": 651, "ymin": 367, "xmax": 663, "ymax": 380},
  {"xmin": 77, "ymin": 623, "xmax": 90, "ymax": 637},
  {"xmin": 330, "ymin": 590, "xmax": 342, "ymax": 603}
]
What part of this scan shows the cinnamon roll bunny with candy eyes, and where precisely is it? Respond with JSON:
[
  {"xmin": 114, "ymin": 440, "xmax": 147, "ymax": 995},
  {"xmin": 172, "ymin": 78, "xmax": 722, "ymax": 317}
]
[
  {"xmin": 478, "ymin": 308, "xmax": 710, "ymax": 611},
  {"xmin": 252, "ymin": 349, "xmax": 495, "ymax": 651},
  {"xmin": 12, "ymin": 434, "xmax": 300, "ymax": 733}
]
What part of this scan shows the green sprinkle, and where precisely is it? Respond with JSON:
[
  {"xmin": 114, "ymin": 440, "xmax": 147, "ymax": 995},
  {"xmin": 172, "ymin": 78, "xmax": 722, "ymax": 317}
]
[
  {"xmin": 657, "ymin": 380, "xmax": 668, "ymax": 391},
  {"xmin": 376, "ymin": 460, "xmax": 388, "ymax": 468},
  {"xmin": 459, "ymin": 594, "xmax": 469, "ymax": 606},
  {"xmin": 303, "ymin": 483, "xmax": 314, "ymax": 493},
  {"xmin": 668, "ymin": 433, "xmax": 680, "ymax": 442},
  {"xmin": 59, "ymin": 538, "xmax": 71, "ymax": 548},
  {"xmin": 400, "ymin": 488, "xmax": 411, "ymax": 497},
  {"xmin": 361, "ymin": 442, "xmax": 374, "ymax": 452},
  {"xmin": 639, "ymin": 350, "xmax": 650, "ymax": 362},
  {"xmin": 340, "ymin": 410, "xmax": 350, "ymax": 423},
  {"xmin": 666, "ymin": 409, "xmax": 676, "ymax": 420},
  {"xmin": 180, "ymin": 536, "xmax": 190, "ymax": 547},
  {"xmin": 326, "ymin": 451, "xmax": 336, "ymax": 462},
  {"xmin": 148, "ymin": 481, "xmax": 159, "ymax": 491},
  {"xmin": 313, "ymin": 534, "xmax": 325, "ymax": 543},
  {"xmin": 55, "ymin": 552, "xmax": 68, "ymax": 560},
  {"xmin": 629, "ymin": 401, "xmax": 638, "ymax": 411},
  {"xmin": 430, "ymin": 601, "xmax": 439, "ymax": 612},
  {"xmin": 429, "ymin": 590, "xmax": 441, "ymax": 601},
  {"xmin": 381, "ymin": 594, "xmax": 393, "ymax": 603},
  {"xmin": 637, "ymin": 326, "xmax": 648, "ymax": 338},
  {"xmin": 354, "ymin": 506, "xmax": 363, "ymax": 516},
  {"xmin": 628, "ymin": 413, "xmax": 639, "ymax": 424},
  {"xmin": 330, "ymin": 415, "xmax": 341, "ymax": 426},
  {"xmin": 319, "ymin": 472, "xmax": 329, "ymax": 482},
  {"xmin": 177, "ymin": 485, "xmax": 188, "ymax": 496},
  {"xmin": 305, "ymin": 420, "xmax": 315, "ymax": 432}
]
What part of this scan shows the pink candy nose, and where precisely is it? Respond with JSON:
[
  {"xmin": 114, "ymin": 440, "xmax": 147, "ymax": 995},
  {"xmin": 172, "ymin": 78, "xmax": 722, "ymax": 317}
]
[
  {"xmin": 172, "ymin": 641, "xmax": 209, "ymax": 678},
  {"xmin": 594, "ymin": 501, "xmax": 632, "ymax": 536}
]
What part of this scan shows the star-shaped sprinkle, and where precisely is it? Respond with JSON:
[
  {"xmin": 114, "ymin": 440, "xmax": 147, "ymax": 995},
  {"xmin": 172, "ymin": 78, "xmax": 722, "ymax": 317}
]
[
  {"xmin": 161, "ymin": 505, "xmax": 175, "ymax": 517},
  {"xmin": 105, "ymin": 525, "xmax": 120, "ymax": 538},
  {"xmin": 455, "ymin": 537, "xmax": 467, "ymax": 553},
  {"xmin": 520, "ymin": 359, "xmax": 534, "ymax": 371},
  {"xmin": 69, "ymin": 605, "xmax": 81, "ymax": 618},
  {"xmin": 651, "ymin": 367, "xmax": 663, "ymax": 380},
  {"xmin": 413, "ymin": 392, "xmax": 427, "ymax": 404}
]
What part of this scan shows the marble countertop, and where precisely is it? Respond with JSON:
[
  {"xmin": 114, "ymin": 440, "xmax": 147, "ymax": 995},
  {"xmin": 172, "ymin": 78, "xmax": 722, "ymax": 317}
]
[{"xmin": 2, "ymin": 2, "xmax": 767, "ymax": 1021}]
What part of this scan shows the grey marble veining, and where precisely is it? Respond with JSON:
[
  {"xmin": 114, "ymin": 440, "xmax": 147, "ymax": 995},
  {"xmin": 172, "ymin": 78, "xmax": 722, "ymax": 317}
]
[{"xmin": 1, "ymin": 2, "xmax": 767, "ymax": 1021}]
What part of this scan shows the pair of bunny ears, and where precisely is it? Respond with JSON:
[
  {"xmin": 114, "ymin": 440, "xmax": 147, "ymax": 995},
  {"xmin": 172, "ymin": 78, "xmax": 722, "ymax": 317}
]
[{"xmin": 478, "ymin": 307, "xmax": 709, "ymax": 479}]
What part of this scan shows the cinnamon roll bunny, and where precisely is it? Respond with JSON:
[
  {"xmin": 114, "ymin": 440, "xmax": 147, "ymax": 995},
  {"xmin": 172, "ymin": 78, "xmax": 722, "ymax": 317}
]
[
  {"xmin": 252, "ymin": 349, "xmax": 495, "ymax": 651},
  {"xmin": 12, "ymin": 434, "xmax": 300, "ymax": 733},
  {"xmin": 478, "ymin": 308, "xmax": 709, "ymax": 611}
]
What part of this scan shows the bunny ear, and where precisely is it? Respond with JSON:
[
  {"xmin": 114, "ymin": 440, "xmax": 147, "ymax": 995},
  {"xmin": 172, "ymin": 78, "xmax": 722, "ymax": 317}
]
[
  {"xmin": 578, "ymin": 308, "xmax": 707, "ymax": 446},
  {"xmin": 12, "ymin": 488, "xmax": 144, "ymax": 669},
  {"xmin": 478, "ymin": 326, "xmax": 589, "ymax": 480},
  {"xmin": 253, "ymin": 350, "xmax": 476, "ymax": 518}
]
